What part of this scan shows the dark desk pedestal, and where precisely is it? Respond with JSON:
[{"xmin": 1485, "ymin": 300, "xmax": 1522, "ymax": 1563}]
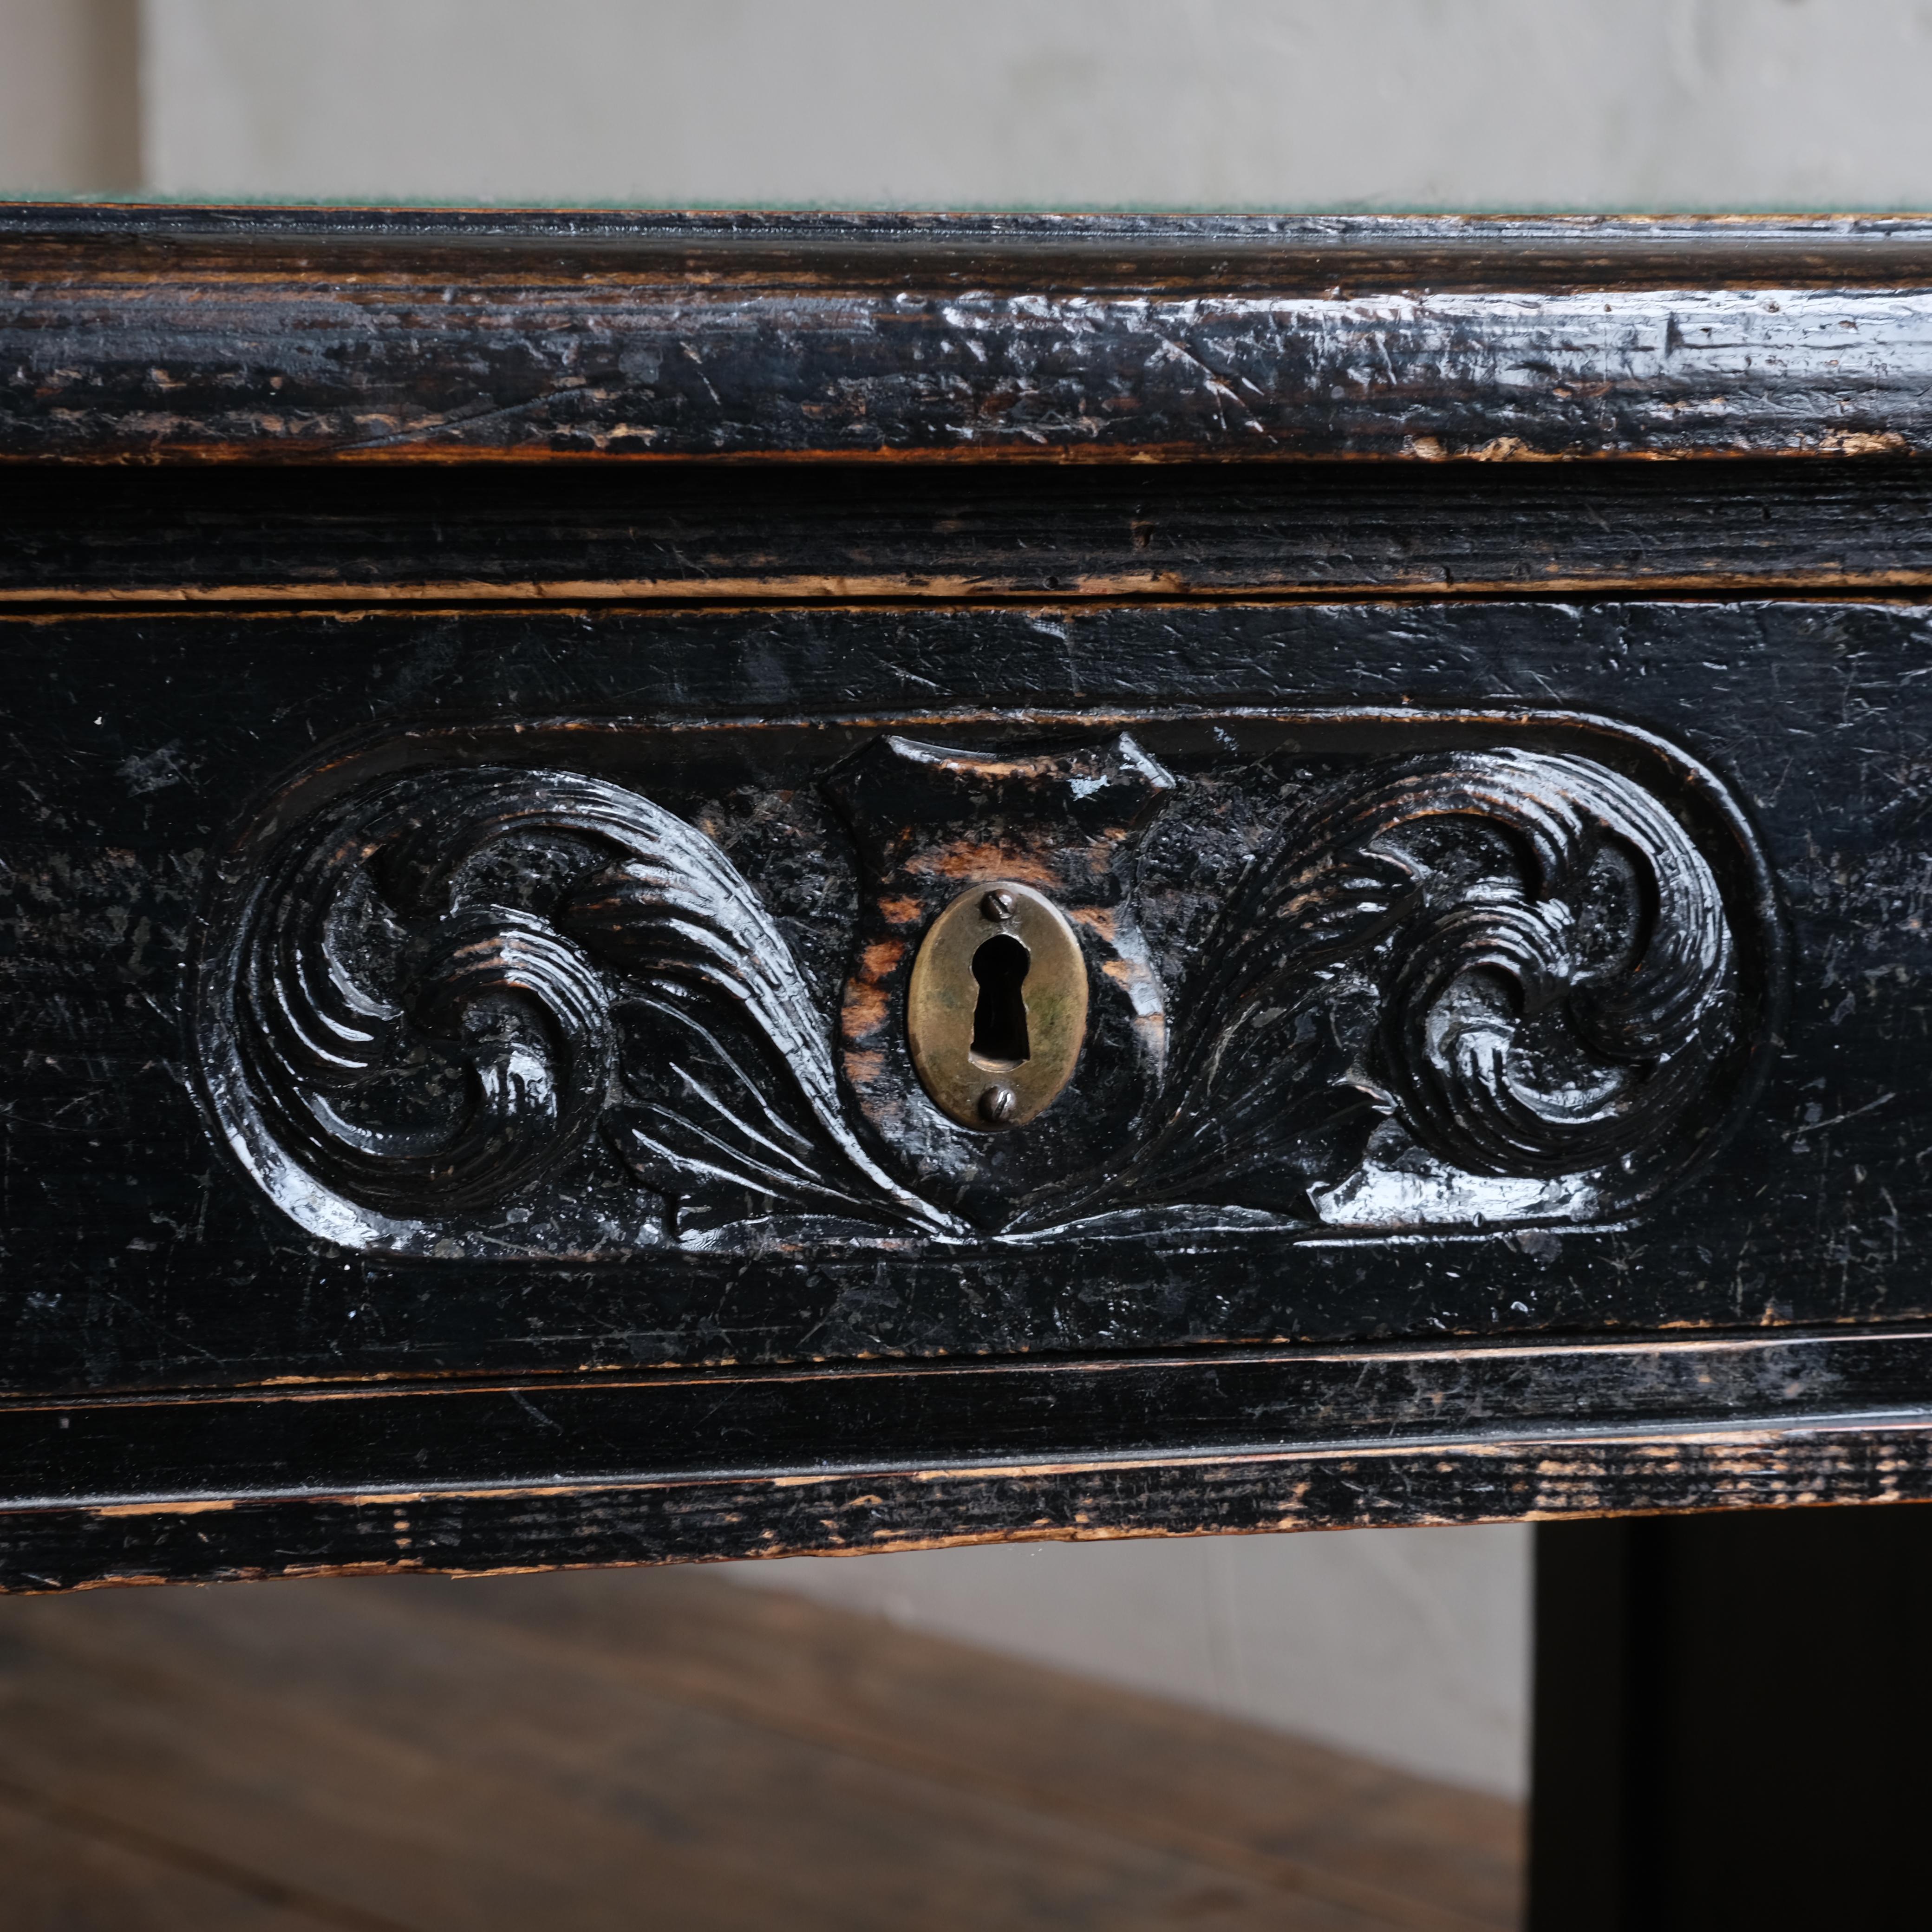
[{"xmin": 1533, "ymin": 1508, "xmax": 1932, "ymax": 1928}]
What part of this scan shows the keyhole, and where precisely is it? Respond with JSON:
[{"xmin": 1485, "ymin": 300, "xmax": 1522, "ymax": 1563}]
[
  {"xmin": 970, "ymin": 933, "xmax": 1031, "ymax": 1067},
  {"xmin": 906, "ymin": 880, "xmax": 1088, "ymax": 1131}
]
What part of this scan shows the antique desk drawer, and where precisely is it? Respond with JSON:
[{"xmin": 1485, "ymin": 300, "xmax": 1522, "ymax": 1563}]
[{"xmin": 4, "ymin": 209, "xmax": 1932, "ymax": 1590}]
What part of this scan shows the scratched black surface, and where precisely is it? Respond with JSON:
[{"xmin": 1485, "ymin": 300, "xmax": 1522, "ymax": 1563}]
[
  {"xmin": 2, "ymin": 594, "xmax": 1921, "ymax": 1400},
  {"xmin": 7, "ymin": 461, "xmax": 1932, "ymax": 598},
  {"xmin": 11, "ymin": 210, "xmax": 1932, "ymax": 462}
]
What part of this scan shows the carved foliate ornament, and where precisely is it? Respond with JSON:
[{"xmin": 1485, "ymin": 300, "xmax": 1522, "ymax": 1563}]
[
  {"xmin": 822, "ymin": 733, "xmax": 1171, "ymax": 1226},
  {"xmin": 196, "ymin": 719, "xmax": 1762, "ymax": 1257}
]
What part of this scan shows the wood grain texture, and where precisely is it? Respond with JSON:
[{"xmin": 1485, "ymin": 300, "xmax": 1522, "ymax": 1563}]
[
  {"xmin": 7, "ymin": 209, "xmax": 1932, "ymax": 463},
  {"xmin": 0, "ymin": 1326, "xmax": 1923, "ymax": 1514},
  {"xmin": 0, "ymin": 1796, "xmax": 353, "ymax": 1932},
  {"xmin": 0, "ymin": 1564, "xmax": 1520, "ymax": 1930},
  {"xmin": 6, "ymin": 1408, "xmax": 1932, "ymax": 1593},
  {"xmin": 11, "ymin": 461, "xmax": 1932, "ymax": 604}
]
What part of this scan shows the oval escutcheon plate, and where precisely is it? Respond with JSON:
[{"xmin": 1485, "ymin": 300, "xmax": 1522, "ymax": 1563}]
[{"xmin": 906, "ymin": 881, "xmax": 1090, "ymax": 1132}]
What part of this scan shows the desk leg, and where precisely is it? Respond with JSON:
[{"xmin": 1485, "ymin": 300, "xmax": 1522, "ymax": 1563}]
[{"xmin": 1527, "ymin": 1505, "xmax": 1932, "ymax": 1931}]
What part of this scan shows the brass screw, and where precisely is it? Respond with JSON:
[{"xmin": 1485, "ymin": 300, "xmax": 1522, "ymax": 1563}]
[
  {"xmin": 980, "ymin": 889, "xmax": 1016, "ymax": 922},
  {"xmin": 978, "ymin": 1086, "xmax": 1017, "ymax": 1124}
]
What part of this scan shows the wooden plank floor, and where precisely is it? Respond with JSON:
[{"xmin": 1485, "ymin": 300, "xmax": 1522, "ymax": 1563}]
[{"xmin": 0, "ymin": 1564, "xmax": 1522, "ymax": 1932}]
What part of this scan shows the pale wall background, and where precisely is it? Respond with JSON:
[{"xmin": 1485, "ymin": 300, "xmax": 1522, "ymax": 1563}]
[
  {"xmin": 10, "ymin": 0, "xmax": 1932, "ymax": 208},
  {"xmin": 734, "ymin": 1529, "xmax": 1529, "ymax": 1802},
  {"xmin": 7, "ymin": 0, "xmax": 1929, "ymax": 1801}
]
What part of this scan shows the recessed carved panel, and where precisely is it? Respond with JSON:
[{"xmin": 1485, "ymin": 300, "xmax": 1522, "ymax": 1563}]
[{"xmin": 196, "ymin": 711, "xmax": 1775, "ymax": 1257}]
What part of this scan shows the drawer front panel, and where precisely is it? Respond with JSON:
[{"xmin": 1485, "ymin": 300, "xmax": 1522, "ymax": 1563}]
[{"xmin": 1, "ymin": 600, "xmax": 1912, "ymax": 1403}]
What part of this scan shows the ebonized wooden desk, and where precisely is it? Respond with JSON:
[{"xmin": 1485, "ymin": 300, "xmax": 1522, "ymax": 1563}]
[{"xmin": 6, "ymin": 206, "xmax": 1932, "ymax": 1922}]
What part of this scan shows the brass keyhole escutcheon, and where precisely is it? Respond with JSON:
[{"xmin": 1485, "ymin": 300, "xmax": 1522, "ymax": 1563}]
[{"xmin": 906, "ymin": 881, "xmax": 1089, "ymax": 1132}]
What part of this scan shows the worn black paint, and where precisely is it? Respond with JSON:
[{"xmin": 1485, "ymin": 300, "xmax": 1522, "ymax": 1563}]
[
  {"xmin": 6, "ymin": 214, "xmax": 1932, "ymax": 1589},
  {"xmin": 1, "ymin": 582, "xmax": 1925, "ymax": 1582},
  {"xmin": 1, "ymin": 598, "xmax": 1907, "ymax": 1385},
  {"xmin": 9, "ymin": 209, "xmax": 1932, "ymax": 462},
  {"xmin": 0, "ymin": 1326, "xmax": 1929, "ymax": 1511},
  {"xmin": 9, "ymin": 462, "xmax": 1932, "ymax": 603},
  {"xmin": 9, "ymin": 1416, "xmax": 1932, "ymax": 1596}
]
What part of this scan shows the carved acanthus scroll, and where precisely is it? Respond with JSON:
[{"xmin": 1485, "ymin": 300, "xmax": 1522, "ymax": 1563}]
[
  {"xmin": 216, "ymin": 766, "xmax": 954, "ymax": 1240},
  {"xmin": 201, "ymin": 734, "xmax": 1752, "ymax": 1251},
  {"xmin": 1099, "ymin": 749, "xmax": 1737, "ymax": 1220}
]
